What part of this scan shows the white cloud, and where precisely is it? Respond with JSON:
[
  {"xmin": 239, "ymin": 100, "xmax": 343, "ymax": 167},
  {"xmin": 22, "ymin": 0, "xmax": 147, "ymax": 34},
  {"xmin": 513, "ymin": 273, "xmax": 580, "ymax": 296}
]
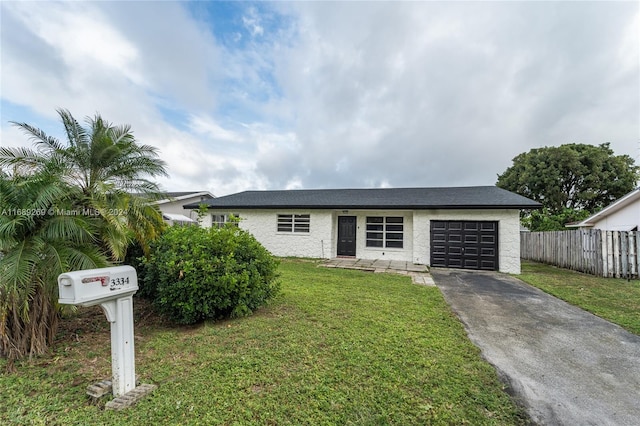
[
  {"xmin": 1, "ymin": 1, "xmax": 638, "ymax": 196},
  {"xmin": 5, "ymin": 2, "xmax": 143, "ymax": 84},
  {"xmin": 242, "ymin": 7, "xmax": 265, "ymax": 37},
  {"xmin": 267, "ymin": 1, "xmax": 639, "ymax": 188},
  {"xmin": 188, "ymin": 115, "xmax": 239, "ymax": 141}
]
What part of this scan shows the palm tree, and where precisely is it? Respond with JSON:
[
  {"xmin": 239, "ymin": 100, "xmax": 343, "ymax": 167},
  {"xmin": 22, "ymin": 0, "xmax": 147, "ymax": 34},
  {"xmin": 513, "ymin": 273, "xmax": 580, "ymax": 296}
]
[
  {"xmin": 0, "ymin": 171, "xmax": 109, "ymax": 369},
  {"xmin": 0, "ymin": 109, "xmax": 168, "ymax": 368},
  {"xmin": 2, "ymin": 109, "xmax": 168, "ymax": 259}
]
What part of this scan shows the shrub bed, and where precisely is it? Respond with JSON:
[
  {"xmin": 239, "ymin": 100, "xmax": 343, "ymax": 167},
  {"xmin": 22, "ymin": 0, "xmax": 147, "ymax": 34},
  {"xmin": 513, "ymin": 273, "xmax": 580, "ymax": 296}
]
[{"xmin": 141, "ymin": 224, "xmax": 280, "ymax": 324}]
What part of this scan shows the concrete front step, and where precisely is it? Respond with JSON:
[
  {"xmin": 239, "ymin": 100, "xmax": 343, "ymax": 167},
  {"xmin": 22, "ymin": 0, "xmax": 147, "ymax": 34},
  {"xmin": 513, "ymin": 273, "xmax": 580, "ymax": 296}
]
[{"xmin": 320, "ymin": 258, "xmax": 434, "ymax": 286}]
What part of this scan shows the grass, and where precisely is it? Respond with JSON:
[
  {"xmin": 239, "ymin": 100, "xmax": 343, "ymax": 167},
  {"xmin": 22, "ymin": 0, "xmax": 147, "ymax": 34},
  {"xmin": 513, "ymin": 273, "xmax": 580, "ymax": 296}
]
[
  {"xmin": 519, "ymin": 261, "xmax": 640, "ymax": 335},
  {"xmin": 1, "ymin": 259, "xmax": 529, "ymax": 425}
]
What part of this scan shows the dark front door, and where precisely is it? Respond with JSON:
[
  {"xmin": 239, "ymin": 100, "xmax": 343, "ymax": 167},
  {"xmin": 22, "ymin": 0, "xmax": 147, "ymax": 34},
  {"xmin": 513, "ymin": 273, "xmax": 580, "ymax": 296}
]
[
  {"xmin": 430, "ymin": 221, "xmax": 499, "ymax": 270},
  {"xmin": 337, "ymin": 216, "xmax": 357, "ymax": 256}
]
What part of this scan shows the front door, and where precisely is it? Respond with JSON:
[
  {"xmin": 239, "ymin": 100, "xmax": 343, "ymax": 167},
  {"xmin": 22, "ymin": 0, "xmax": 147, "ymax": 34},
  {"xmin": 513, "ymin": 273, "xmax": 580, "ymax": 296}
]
[{"xmin": 337, "ymin": 216, "xmax": 357, "ymax": 256}]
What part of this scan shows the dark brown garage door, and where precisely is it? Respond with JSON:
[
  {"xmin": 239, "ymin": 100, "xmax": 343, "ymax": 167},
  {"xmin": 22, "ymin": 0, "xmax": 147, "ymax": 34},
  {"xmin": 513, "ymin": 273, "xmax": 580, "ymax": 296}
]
[{"xmin": 430, "ymin": 221, "xmax": 499, "ymax": 270}]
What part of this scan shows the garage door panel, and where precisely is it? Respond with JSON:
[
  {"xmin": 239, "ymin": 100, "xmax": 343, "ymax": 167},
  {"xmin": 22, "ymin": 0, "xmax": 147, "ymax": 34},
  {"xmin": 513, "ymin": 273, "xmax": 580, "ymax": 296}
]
[
  {"xmin": 464, "ymin": 234, "xmax": 478, "ymax": 243},
  {"xmin": 431, "ymin": 255, "xmax": 446, "ymax": 267},
  {"xmin": 464, "ymin": 222, "xmax": 479, "ymax": 231},
  {"xmin": 431, "ymin": 221, "xmax": 447, "ymax": 230},
  {"xmin": 481, "ymin": 247, "xmax": 495, "ymax": 256},
  {"xmin": 464, "ymin": 260, "xmax": 479, "ymax": 268},
  {"xmin": 432, "ymin": 232, "xmax": 446, "ymax": 242},
  {"xmin": 447, "ymin": 232, "xmax": 461, "ymax": 242},
  {"xmin": 448, "ymin": 258, "xmax": 463, "ymax": 268},
  {"xmin": 464, "ymin": 247, "xmax": 478, "ymax": 256},
  {"xmin": 480, "ymin": 260, "xmax": 496, "ymax": 270},
  {"xmin": 432, "ymin": 243, "xmax": 446, "ymax": 253},
  {"xmin": 481, "ymin": 222, "xmax": 497, "ymax": 231},
  {"xmin": 449, "ymin": 246, "xmax": 463, "ymax": 255},
  {"xmin": 430, "ymin": 220, "xmax": 499, "ymax": 271}
]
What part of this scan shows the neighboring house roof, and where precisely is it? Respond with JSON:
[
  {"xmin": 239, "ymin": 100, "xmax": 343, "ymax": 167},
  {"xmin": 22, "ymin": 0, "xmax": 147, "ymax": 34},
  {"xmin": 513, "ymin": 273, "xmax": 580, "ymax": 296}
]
[
  {"xmin": 568, "ymin": 187, "xmax": 640, "ymax": 229},
  {"xmin": 162, "ymin": 213, "xmax": 196, "ymax": 223},
  {"xmin": 155, "ymin": 191, "xmax": 215, "ymax": 205},
  {"xmin": 183, "ymin": 186, "xmax": 541, "ymax": 210}
]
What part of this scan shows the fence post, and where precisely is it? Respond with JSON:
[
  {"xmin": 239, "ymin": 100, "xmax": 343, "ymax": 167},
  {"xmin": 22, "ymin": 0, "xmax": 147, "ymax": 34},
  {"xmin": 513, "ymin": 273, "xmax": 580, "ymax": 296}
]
[
  {"xmin": 596, "ymin": 229, "xmax": 603, "ymax": 277},
  {"xmin": 621, "ymin": 232, "xmax": 629, "ymax": 278}
]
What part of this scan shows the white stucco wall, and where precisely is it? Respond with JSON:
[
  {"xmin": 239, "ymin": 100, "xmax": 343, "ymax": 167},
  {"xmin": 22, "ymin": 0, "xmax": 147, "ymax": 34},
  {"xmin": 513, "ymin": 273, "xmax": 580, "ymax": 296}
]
[
  {"xmin": 208, "ymin": 208, "xmax": 522, "ymax": 274},
  {"xmin": 230, "ymin": 209, "xmax": 334, "ymax": 258},
  {"xmin": 234, "ymin": 209, "xmax": 415, "ymax": 261},
  {"xmin": 590, "ymin": 202, "xmax": 640, "ymax": 231},
  {"xmin": 158, "ymin": 196, "xmax": 211, "ymax": 221}
]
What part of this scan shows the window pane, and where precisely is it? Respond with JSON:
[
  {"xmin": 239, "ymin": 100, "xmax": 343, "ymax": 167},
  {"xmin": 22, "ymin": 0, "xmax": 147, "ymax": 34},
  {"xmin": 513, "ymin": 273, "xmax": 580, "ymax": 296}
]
[
  {"xmin": 366, "ymin": 217, "xmax": 384, "ymax": 224},
  {"xmin": 386, "ymin": 240, "xmax": 403, "ymax": 248},
  {"xmin": 366, "ymin": 224, "xmax": 384, "ymax": 231},
  {"xmin": 386, "ymin": 224, "xmax": 403, "ymax": 232},
  {"xmin": 278, "ymin": 214, "xmax": 293, "ymax": 232},
  {"xmin": 386, "ymin": 232, "xmax": 403, "ymax": 240},
  {"xmin": 366, "ymin": 240, "xmax": 383, "ymax": 248},
  {"xmin": 386, "ymin": 217, "xmax": 403, "ymax": 223},
  {"xmin": 294, "ymin": 214, "xmax": 310, "ymax": 232},
  {"xmin": 366, "ymin": 232, "xmax": 383, "ymax": 240},
  {"xmin": 294, "ymin": 223, "xmax": 310, "ymax": 232}
]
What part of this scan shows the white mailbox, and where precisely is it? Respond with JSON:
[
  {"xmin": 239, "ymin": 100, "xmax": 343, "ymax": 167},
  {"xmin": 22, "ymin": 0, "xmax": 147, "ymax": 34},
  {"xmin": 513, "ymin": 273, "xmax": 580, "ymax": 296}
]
[
  {"xmin": 58, "ymin": 265, "xmax": 138, "ymax": 307},
  {"xmin": 58, "ymin": 265, "xmax": 140, "ymax": 397}
]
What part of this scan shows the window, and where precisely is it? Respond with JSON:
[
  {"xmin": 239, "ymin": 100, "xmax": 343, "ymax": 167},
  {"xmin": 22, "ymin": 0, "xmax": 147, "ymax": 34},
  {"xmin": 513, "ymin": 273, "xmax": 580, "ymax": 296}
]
[
  {"xmin": 277, "ymin": 214, "xmax": 310, "ymax": 233},
  {"xmin": 212, "ymin": 214, "xmax": 226, "ymax": 228},
  {"xmin": 211, "ymin": 213, "xmax": 240, "ymax": 228},
  {"xmin": 366, "ymin": 216, "xmax": 404, "ymax": 248}
]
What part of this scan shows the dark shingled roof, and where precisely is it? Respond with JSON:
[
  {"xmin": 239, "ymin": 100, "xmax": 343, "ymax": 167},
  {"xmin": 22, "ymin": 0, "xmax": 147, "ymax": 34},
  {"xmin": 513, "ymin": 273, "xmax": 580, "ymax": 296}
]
[{"xmin": 183, "ymin": 186, "xmax": 541, "ymax": 210}]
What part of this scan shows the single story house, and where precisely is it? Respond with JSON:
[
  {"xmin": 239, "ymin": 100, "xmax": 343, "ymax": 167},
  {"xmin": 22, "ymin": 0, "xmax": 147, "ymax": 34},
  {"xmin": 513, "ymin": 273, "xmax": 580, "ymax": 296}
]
[
  {"xmin": 155, "ymin": 191, "xmax": 215, "ymax": 225},
  {"xmin": 184, "ymin": 186, "xmax": 540, "ymax": 274},
  {"xmin": 568, "ymin": 187, "xmax": 640, "ymax": 231}
]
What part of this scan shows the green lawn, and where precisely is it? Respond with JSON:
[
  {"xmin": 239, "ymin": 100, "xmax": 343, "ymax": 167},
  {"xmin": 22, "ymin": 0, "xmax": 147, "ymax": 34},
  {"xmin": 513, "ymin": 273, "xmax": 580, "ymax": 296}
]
[
  {"xmin": 519, "ymin": 261, "xmax": 640, "ymax": 335},
  {"xmin": 1, "ymin": 259, "xmax": 528, "ymax": 425}
]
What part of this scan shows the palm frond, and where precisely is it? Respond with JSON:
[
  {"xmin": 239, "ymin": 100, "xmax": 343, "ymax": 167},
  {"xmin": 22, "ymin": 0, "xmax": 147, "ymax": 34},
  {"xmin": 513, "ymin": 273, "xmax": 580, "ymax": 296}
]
[
  {"xmin": 9, "ymin": 121, "xmax": 63, "ymax": 153},
  {"xmin": 0, "ymin": 240, "xmax": 41, "ymax": 308},
  {"xmin": 57, "ymin": 109, "xmax": 88, "ymax": 150},
  {"xmin": 0, "ymin": 146, "xmax": 46, "ymax": 170},
  {"xmin": 37, "ymin": 215, "xmax": 97, "ymax": 246}
]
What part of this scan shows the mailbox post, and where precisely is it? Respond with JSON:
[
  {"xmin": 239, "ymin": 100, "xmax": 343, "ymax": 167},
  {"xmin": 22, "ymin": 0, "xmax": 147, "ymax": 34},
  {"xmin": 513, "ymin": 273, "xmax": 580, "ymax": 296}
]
[{"xmin": 58, "ymin": 266, "xmax": 139, "ymax": 397}]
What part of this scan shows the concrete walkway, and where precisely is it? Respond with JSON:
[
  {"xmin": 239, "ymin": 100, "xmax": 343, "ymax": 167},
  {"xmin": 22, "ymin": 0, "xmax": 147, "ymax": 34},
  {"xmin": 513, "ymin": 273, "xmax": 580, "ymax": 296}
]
[
  {"xmin": 431, "ymin": 268, "xmax": 640, "ymax": 426},
  {"xmin": 320, "ymin": 258, "xmax": 434, "ymax": 286}
]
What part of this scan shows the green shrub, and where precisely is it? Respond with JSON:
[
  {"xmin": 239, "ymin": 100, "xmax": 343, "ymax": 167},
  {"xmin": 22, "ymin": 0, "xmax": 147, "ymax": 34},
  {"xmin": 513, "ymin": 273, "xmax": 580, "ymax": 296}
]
[{"xmin": 141, "ymin": 224, "xmax": 280, "ymax": 324}]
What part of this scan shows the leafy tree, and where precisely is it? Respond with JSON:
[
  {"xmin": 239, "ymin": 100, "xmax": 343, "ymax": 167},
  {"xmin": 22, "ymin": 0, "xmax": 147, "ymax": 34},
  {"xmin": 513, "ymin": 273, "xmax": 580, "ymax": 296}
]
[
  {"xmin": 497, "ymin": 143, "xmax": 638, "ymax": 215},
  {"xmin": 521, "ymin": 208, "xmax": 592, "ymax": 232},
  {"xmin": 0, "ymin": 109, "xmax": 168, "ymax": 368}
]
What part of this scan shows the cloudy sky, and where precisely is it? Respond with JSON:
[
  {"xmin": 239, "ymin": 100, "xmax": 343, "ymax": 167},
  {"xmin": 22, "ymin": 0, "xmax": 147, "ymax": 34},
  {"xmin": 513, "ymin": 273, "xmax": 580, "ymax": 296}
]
[{"xmin": 1, "ymin": 1, "xmax": 638, "ymax": 196}]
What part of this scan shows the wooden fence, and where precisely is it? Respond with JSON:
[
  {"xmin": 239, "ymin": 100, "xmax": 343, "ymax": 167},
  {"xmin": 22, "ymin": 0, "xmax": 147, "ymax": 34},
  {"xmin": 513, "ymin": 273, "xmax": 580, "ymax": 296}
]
[{"xmin": 520, "ymin": 229, "xmax": 640, "ymax": 278}]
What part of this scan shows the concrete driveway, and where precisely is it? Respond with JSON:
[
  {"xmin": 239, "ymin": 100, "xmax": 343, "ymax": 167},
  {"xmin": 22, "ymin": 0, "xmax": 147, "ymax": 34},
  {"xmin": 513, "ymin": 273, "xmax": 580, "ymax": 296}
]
[{"xmin": 431, "ymin": 268, "xmax": 640, "ymax": 426}]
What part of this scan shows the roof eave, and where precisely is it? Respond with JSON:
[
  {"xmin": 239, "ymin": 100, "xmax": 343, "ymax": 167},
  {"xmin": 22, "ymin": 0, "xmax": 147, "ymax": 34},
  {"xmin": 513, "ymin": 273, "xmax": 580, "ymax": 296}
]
[
  {"xmin": 574, "ymin": 188, "xmax": 640, "ymax": 226},
  {"xmin": 186, "ymin": 203, "xmax": 541, "ymax": 210}
]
